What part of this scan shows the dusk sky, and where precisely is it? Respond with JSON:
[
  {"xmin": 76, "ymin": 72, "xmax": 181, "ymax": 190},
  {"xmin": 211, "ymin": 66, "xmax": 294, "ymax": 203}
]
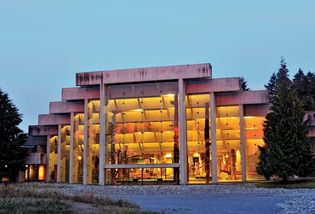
[{"xmin": 0, "ymin": 1, "xmax": 314, "ymax": 132}]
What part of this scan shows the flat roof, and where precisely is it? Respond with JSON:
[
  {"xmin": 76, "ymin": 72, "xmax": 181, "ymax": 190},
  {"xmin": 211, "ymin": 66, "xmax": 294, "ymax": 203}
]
[{"xmin": 76, "ymin": 63, "xmax": 212, "ymax": 86}]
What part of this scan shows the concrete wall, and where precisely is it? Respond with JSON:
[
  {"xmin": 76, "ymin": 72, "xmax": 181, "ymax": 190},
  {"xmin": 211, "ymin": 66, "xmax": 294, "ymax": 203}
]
[{"xmin": 76, "ymin": 63, "xmax": 212, "ymax": 86}]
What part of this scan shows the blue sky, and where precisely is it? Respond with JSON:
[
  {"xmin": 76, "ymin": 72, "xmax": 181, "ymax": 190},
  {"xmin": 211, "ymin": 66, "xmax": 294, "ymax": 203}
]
[{"xmin": 0, "ymin": 1, "xmax": 314, "ymax": 132}]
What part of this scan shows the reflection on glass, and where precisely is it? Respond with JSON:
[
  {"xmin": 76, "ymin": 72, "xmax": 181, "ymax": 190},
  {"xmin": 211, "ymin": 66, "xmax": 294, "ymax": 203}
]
[
  {"xmin": 186, "ymin": 94, "xmax": 212, "ymax": 184},
  {"xmin": 216, "ymin": 106, "xmax": 242, "ymax": 181},
  {"xmin": 245, "ymin": 116, "xmax": 265, "ymax": 180}
]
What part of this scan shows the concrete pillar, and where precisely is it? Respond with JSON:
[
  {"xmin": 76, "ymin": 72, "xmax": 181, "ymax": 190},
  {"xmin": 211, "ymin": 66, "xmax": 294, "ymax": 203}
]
[
  {"xmin": 240, "ymin": 104, "xmax": 247, "ymax": 182},
  {"xmin": 178, "ymin": 78, "xmax": 187, "ymax": 185},
  {"xmin": 99, "ymin": 84, "xmax": 106, "ymax": 185},
  {"xmin": 46, "ymin": 135, "xmax": 50, "ymax": 182},
  {"xmin": 57, "ymin": 124, "xmax": 62, "ymax": 183},
  {"xmin": 210, "ymin": 92, "xmax": 218, "ymax": 183},
  {"xmin": 83, "ymin": 99, "xmax": 88, "ymax": 185},
  {"xmin": 69, "ymin": 112, "xmax": 74, "ymax": 184}
]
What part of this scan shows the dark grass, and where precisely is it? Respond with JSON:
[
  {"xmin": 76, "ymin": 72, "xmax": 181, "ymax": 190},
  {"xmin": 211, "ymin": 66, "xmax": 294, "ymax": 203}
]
[
  {"xmin": 0, "ymin": 184, "xmax": 163, "ymax": 214},
  {"xmin": 255, "ymin": 178, "xmax": 315, "ymax": 189}
]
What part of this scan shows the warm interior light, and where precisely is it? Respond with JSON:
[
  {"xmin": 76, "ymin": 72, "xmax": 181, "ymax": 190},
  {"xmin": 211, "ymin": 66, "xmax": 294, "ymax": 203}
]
[
  {"xmin": 78, "ymin": 156, "xmax": 82, "ymax": 160},
  {"xmin": 134, "ymin": 109, "xmax": 143, "ymax": 112},
  {"xmin": 165, "ymin": 153, "xmax": 173, "ymax": 158},
  {"xmin": 165, "ymin": 94, "xmax": 175, "ymax": 97},
  {"xmin": 38, "ymin": 165, "xmax": 45, "ymax": 180},
  {"xmin": 193, "ymin": 152, "xmax": 200, "ymax": 158}
]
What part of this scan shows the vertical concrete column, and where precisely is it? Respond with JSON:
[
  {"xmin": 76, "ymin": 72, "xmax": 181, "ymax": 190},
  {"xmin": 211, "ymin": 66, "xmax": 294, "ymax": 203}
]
[
  {"xmin": 57, "ymin": 124, "xmax": 62, "ymax": 183},
  {"xmin": 239, "ymin": 104, "xmax": 247, "ymax": 182},
  {"xmin": 99, "ymin": 84, "xmax": 106, "ymax": 185},
  {"xmin": 210, "ymin": 92, "xmax": 218, "ymax": 183},
  {"xmin": 83, "ymin": 99, "xmax": 88, "ymax": 185},
  {"xmin": 178, "ymin": 78, "xmax": 187, "ymax": 185},
  {"xmin": 69, "ymin": 112, "xmax": 74, "ymax": 184},
  {"xmin": 46, "ymin": 135, "xmax": 50, "ymax": 182}
]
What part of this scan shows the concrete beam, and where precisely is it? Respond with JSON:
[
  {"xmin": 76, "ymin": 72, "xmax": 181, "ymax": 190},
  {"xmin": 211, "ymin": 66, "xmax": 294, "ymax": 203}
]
[
  {"xmin": 38, "ymin": 114, "xmax": 70, "ymax": 126},
  {"xmin": 62, "ymin": 87, "xmax": 100, "ymax": 101},
  {"xmin": 240, "ymin": 104, "xmax": 246, "ymax": 182},
  {"xmin": 244, "ymin": 104, "xmax": 270, "ymax": 117},
  {"xmin": 179, "ymin": 78, "xmax": 188, "ymax": 185},
  {"xmin": 210, "ymin": 92, "xmax": 217, "ymax": 183},
  {"xmin": 28, "ymin": 125, "xmax": 58, "ymax": 136},
  {"xmin": 76, "ymin": 63, "xmax": 212, "ymax": 86},
  {"xmin": 99, "ymin": 84, "xmax": 106, "ymax": 185},
  {"xmin": 216, "ymin": 90, "xmax": 269, "ymax": 106},
  {"xmin": 49, "ymin": 101, "xmax": 84, "ymax": 114},
  {"xmin": 186, "ymin": 77, "xmax": 241, "ymax": 94}
]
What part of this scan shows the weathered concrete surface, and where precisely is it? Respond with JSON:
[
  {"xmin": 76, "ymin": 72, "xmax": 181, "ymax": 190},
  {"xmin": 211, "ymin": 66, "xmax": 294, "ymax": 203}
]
[
  {"xmin": 62, "ymin": 87, "xmax": 100, "ymax": 101},
  {"xmin": 76, "ymin": 63, "xmax": 212, "ymax": 86},
  {"xmin": 49, "ymin": 101, "xmax": 84, "ymax": 114},
  {"xmin": 29, "ymin": 125, "xmax": 58, "ymax": 136},
  {"xmin": 216, "ymin": 90, "xmax": 269, "ymax": 106},
  {"xmin": 38, "ymin": 114, "xmax": 70, "ymax": 125},
  {"xmin": 186, "ymin": 77, "xmax": 240, "ymax": 94}
]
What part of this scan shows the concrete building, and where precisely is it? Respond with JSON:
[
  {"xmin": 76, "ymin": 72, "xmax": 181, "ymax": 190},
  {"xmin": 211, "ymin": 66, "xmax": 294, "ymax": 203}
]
[{"xmin": 24, "ymin": 63, "xmax": 314, "ymax": 184}]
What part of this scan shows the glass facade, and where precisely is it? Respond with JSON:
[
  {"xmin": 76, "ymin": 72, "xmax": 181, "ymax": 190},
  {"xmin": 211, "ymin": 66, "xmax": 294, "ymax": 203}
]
[
  {"xmin": 186, "ymin": 94, "xmax": 212, "ymax": 183},
  {"xmin": 216, "ymin": 106, "xmax": 242, "ymax": 181},
  {"xmin": 245, "ymin": 116, "xmax": 265, "ymax": 180},
  {"xmin": 104, "ymin": 82, "xmax": 178, "ymax": 184},
  {"xmin": 72, "ymin": 113, "xmax": 84, "ymax": 183},
  {"xmin": 48, "ymin": 135, "xmax": 58, "ymax": 182}
]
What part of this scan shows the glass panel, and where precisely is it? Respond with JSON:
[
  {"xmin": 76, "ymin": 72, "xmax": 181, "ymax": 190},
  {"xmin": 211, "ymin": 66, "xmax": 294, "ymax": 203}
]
[
  {"xmin": 105, "ymin": 89, "xmax": 178, "ymax": 184},
  {"xmin": 38, "ymin": 165, "xmax": 45, "ymax": 181},
  {"xmin": 87, "ymin": 100, "xmax": 100, "ymax": 184},
  {"xmin": 72, "ymin": 113, "xmax": 84, "ymax": 183},
  {"xmin": 60, "ymin": 125, "xmax": 70, "ymax": 182},
  {"xmin": 216, "ymin": 106, "xmax": 242, "ymax": 181},
  {"xmin": 245, "ymin": 116, "xmax": 265, "ymax": 180},
  {"xmin": 105, "ymin": 168, "xmax": 175, "ymax": 185},
  {"xmin": 49, "ymin": 135, "xmax": 58, "ymax": 182},
  {"xmin": 186, "ymin": 94, "xmax": 212, "ymax": 184}
]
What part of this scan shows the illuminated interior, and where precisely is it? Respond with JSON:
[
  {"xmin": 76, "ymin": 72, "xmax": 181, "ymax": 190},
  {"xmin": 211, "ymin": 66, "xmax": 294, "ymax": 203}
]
[
  {"xmin": 87, "ymin": 100, "xmax": 100, "ymax": 184},
  {"xmin": 72, "ymin": 113, "xmax": 84, "ymax": 183},
  {"xmin": 245, "ymin": 116, "xmax": 265, "ymax": 180},
  {"xmin": 48, "ymin": 135, "xmax": 58, "ymax": 182},
  {"xmin": 60, "ymin": 125, "xmax": 70, "ymax": 182},
  {"xmin": 186, "ymin": 94, "xmax": 212, "ymax": 183},
  {"xmin": 25, "ymin": 164, "xmax": 45, "ymax": 181},
  {"xmin": 105, "ymin": 83, "xmax": 178, "ymax": 184},
  {"xmin": 216, "ymin": 106, "xmax": 242, "ymax": 181}
]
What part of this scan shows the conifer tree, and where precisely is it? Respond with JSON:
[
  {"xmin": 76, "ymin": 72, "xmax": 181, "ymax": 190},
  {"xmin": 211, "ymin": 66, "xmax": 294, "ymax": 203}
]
[
  {"xmin": 0, "ymin": 88, "xmax": 26, "ymax": 181},
  {"xmin": 257, "ymin": 60, "xmax": 314, "ymax": 181},
  {"xmin": 240, "ymin": 77, "xmax": 251, "ymax": 91}
]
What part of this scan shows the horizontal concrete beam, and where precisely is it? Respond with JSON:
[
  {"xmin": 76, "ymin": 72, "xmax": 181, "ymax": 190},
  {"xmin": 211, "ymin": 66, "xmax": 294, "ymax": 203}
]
[
  {"xmin": 62, "ymin": 87, "xmax": 100, "ymax": 101},
  {"xmin": 186, "ymin": 77, "xmax": 240, "ymax": 94},
  {"xmin": 104, "ymin": 163, "xmax": 180, "ymax": 169},
  {"xmin": 38, "ymin": 114, "xmax": 70, "ymax": 125},
  {"xmin": 76, "ymin": 63, "xmax": 212, "ymax": 86},
  {"xmin": 244, "ymin": 104, "xmax": 270, "ymax": 117},
  {"xmin": 49, "ymin": 101, "xmax": 84, "ymax": 114},
  {"xmin": 29, "ymin": 125, "xmax": 58, "ymax": 136},
  {"xmin": 25, "ymin": 152, "xmax": 46, "ymax": 165},
  {"xmin": 25, "ymin": 136, "xmax": 47, "ymax": 146},
  {"xmin": 216, "ymin": 90, "xmax": 269, "ymax": 106}
]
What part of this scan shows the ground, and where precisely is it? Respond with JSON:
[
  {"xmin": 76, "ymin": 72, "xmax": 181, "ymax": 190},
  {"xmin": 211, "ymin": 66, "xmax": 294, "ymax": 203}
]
[{"xmin": 1, "ymin": 183, "xmax": 314, "ymax": 213}]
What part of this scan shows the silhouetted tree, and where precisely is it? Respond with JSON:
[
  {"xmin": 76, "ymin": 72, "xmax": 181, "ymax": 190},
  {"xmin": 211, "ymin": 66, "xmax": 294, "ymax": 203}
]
[
  {"xmin": 257, "ymin": 60, "xmax": 315, "ymax": 181},
  {"xmin": 293, "ymin": 69, "xmax": 315, "ymax": 110},
  {"xmin": 240, "ymin": 77, "xmax": 251, "ymax": 91},
  {"xmin": 0, "ymin": 88, "xmax": 26, "ymax": 181}
]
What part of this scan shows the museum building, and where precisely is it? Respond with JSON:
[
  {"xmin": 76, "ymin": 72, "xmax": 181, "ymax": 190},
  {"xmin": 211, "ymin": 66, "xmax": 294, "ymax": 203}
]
[{"xmin": 24, "ymin": 63, "xmax": 287, "ymax": 185}]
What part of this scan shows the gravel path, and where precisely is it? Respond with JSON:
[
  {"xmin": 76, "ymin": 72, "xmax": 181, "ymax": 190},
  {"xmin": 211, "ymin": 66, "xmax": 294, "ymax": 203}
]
[{"xmin": 22, "ymin": 183, "xmax": 315, "ymax": 214}]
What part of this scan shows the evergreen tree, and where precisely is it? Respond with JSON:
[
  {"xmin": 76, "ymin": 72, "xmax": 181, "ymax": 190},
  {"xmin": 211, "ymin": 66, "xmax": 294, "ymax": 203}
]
[
  {"xmin": 293, "ymin": 69, "xmax": 315, "ymax": 110},
  {"xmin": 0, "ymin": 88, "xmax": 26, "ymax": 181},
  {"xmin": 257, "ymin": 60, "xmax": 315, "ymax": 181},
  {"xmin": 264, "ymin": 72, "xmax": 277, "ymax": 101},
  {"xmin": 240, "ymin": 77, "xmax": 251, "ymax": 91}
]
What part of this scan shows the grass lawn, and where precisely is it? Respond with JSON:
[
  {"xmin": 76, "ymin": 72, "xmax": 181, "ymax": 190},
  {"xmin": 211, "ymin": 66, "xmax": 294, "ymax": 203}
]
[{"xmin": 0, "ymin": 184, "xmax": 161, "ymax": 214}]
